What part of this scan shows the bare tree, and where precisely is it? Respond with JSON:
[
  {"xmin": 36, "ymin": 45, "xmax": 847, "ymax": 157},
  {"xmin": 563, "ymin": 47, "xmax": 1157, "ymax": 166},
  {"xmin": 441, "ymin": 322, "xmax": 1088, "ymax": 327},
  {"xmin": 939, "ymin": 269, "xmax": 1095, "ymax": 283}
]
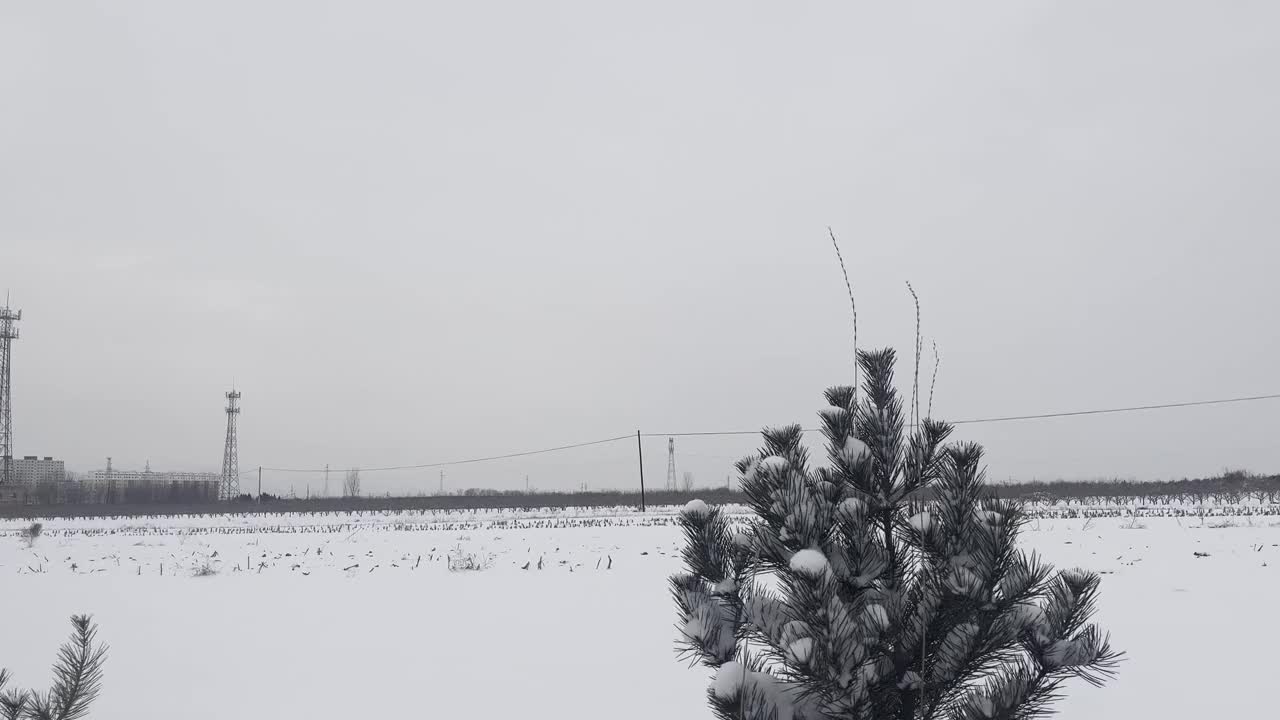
[
  {"xmin": 680, "ymin": 471, "xmax": 695, "ymax": 492},
  {"xmin": 343, "ymin": 468, "xmax": 362, "ymax": 498}
]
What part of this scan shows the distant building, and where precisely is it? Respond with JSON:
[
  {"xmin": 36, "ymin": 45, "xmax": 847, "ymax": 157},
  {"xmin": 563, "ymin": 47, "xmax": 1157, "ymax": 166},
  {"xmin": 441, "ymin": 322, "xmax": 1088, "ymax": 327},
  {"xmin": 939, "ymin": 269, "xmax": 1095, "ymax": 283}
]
[
  {"xmin": 10, "ymin": 456, "xmax": 65, "ymax": 485},
  {"xmin": 79, "ymin": 466, "xmax": 220, "ymax": 505},
  {"xmin": 84, "ymin": 469, "xmax": 220, "ymax": 486},
  {"xmin": 0, "ymin": 456, "xmax": 65, "ymax": 503},
  {"xmin": 0, "ymin": 462, "xmax": 220, "ymax": 505}
]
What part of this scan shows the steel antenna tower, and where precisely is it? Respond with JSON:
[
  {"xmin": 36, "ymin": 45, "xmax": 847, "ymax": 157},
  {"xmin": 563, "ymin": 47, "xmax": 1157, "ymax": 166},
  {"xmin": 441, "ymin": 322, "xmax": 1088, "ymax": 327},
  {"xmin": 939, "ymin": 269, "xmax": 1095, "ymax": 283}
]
[
  {"xmin": 219, "ymin": 388, "xmax": 241, "ymax": 500},
  {"xmin": 0, "ymin": 297, "xmax": 20, "ymax": 486},
  {"xmin": 666, "ymin": 437, "xmax": 677, "ymax": 491}
]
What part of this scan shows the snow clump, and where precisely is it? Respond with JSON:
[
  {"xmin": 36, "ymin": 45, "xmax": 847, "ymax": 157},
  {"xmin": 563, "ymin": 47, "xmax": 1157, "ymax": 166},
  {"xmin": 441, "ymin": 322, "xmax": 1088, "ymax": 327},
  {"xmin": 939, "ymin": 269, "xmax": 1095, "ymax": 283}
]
[
  {"xmin": 760, "ymin": 455, "xmax": 790, "ymax": 472},
  {"xmin": 838, "ymin": 497, "xmax": 866, "ymax": 521},
  {"xmin": 908, "ymin": 511, "xmax": 933, "ymax": 533},
  {"xmin": 789, "ymin": 549, "xmax": 829, "ymax": 577},
  {"xmin": 787, "ymin": 637, "xmax": 814, "ymax": 664},
  {"xmin": 682, "ymin": 499, "xmax": 710, "ymax": 518},
  {"xmin": 841, "ymin": 436, "xmax": 871, "ymax": 464},
  {"xmin": 711, "ymin": 662, "xmax": 801, "ymax": 720},
  {"xmin": 712, "ymin": 661, "xmax": 746, "ymax": 699},
  {"xmin": 863, "ymin": 604, "xmax": 890, "ymax": 631},
  {"xmin": 1044, "ymin": 637, "xmax": 1095, "ymax": 669}
]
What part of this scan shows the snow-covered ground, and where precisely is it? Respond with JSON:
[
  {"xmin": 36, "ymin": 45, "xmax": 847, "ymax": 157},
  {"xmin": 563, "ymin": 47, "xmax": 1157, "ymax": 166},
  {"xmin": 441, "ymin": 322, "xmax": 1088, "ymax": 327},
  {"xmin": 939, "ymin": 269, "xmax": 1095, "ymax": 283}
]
[{"xmin": 2, "ymin": 506, "xmax": 1276, "ymax": 719}]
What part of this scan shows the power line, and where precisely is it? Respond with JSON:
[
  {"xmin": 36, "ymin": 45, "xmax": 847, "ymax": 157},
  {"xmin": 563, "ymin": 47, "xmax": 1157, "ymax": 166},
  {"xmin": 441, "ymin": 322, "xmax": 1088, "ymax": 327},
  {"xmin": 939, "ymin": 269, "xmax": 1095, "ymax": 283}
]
[
  {"xmin": 259, "ymin": 433, "xmax": 634, "ymax": 474},
  {"xmin": 645, "ymin": 391, "xmax": 1280, "ymax": 437},
  {"xmin": 643, "ymin": 429, "xmax": 761, "ymax": 438},
  {"xmin": 244, "ymin": 391, "xmax": 1280, "ymax": 476},
  {"xmin": 948, "ymin": 392, "xmax": 1280, "ymax": 426}
]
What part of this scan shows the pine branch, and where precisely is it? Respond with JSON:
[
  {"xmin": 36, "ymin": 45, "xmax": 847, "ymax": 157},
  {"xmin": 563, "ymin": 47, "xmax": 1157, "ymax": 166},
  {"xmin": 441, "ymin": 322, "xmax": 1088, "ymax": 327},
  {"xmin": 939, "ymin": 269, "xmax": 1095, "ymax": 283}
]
[
  {"xmin": 2, "ymin": 617, "xmax": 107, "ymax": 720},
  {"xmin": 0, "ymin": 690, "xmax": 29, "ymax": 720},
  {"xmin": 900, "ymin": 419, "xmax": 953, "ymax": 498},
  {"xmin": 828, "ymin": 228, "xmax": 858, "ymax": 401},
  {"xmin": 953, "ymin": 659, "xmax": 1060, "ymax": 720},
  {"xmin": 0, "ymin": 671, "xmax": 29, "ymax": 720},
  {"xmin": 855, "ymin": 350, "xmax": 905, "ymax": 504},
  {"xmin": 678, "ymin": 504, "xmax": 737, "ymax": 586},
  {"xmin": 708, "ymin": 653, "xmax": 800, "ymax": 720},
  {"xmin": 906, "ymin": 281, "xmax": 922, "ymax": 430},
  {"xmin": 671, "ymin": 573, "xmax": 739, "ymax": 667},
  {"xmin": 48, "ymin": 616, "xmax": 107, "ymax": 720},
  {"xmin": 927, "ymin": 340, "xmax": 940, "ymax": 420}
]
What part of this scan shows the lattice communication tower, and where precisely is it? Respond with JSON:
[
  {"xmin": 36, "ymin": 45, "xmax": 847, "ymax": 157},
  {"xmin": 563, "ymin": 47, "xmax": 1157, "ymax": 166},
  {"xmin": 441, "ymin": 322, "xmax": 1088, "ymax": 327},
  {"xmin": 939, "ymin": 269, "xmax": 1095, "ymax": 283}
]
[
  {"xmin": 220, "ymin": 389, "xmax": 241, "ymax": 500},
  {"xmin": 0, "ymin": 299, "xmax": 19, "ymax": 486}
]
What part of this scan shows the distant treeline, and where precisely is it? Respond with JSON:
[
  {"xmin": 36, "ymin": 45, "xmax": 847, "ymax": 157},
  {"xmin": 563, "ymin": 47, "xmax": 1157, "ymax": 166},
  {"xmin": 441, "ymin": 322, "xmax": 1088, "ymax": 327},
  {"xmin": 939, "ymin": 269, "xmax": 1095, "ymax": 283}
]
[
  {"xmin": 989, "ymin": 470, "xmax": 1280, "ymax": 505},
  {"xmin": 1, "ymin": 470, "xmax": 1275, "ymax": 520},
  {"xmin": 0, "ymin": 487, "xmax": 744, "ymax": 520},
  {"xmin": 0, "ymin": 478, "xmax": 218, "ymax": 508}
]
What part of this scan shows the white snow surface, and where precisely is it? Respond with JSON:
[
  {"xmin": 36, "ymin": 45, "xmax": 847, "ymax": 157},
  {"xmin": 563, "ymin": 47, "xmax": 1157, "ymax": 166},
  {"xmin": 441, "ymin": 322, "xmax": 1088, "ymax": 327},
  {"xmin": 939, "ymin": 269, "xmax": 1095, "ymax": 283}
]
[{"xmin": 1, "ymin": 509, "xmax": 1277, "ymax": 719}]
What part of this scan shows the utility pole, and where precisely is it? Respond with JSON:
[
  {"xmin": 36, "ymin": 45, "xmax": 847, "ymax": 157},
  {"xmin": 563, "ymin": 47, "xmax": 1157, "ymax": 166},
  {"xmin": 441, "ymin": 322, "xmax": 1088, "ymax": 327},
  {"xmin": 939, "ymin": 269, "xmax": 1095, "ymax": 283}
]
[
  {"xmin": 257, "ymin": 466, "xmax": 262, "ymax": 500},
  {"xmin": 666, "ymin": 437, "xmax": 677, "ymax": 491},
  {"xmin": 439, "ymin": 470, "xmax": 444, "ymax": 496},
  {"xmin": 636, "ymin": 430, "xmax": 646, "ymax": 512},
  {"xmin": 324, "ymin": 464, "xmax": 330, "ymax": 498}
]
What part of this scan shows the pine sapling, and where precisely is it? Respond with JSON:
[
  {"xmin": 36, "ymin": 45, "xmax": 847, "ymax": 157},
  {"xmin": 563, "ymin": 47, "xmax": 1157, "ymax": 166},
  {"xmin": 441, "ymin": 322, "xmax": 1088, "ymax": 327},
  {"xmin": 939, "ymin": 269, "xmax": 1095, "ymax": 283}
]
[
  {"xmin": 20, "ymin": 524, "xmax": 42, "ymax": 550},
  {"xmin": 671, "ymin": 348, "xmax": 1120, "ymax": 720},
  {"xmin": 1, "ymin": 615, "xmax": 108, "ymax": 720}
]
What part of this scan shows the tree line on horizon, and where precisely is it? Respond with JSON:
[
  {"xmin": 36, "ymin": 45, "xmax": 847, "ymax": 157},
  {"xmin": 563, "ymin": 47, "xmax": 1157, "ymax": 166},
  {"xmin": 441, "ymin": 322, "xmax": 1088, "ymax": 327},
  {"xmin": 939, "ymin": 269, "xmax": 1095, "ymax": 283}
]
[{"xmin": 1, "ymin": 468, "xmax": 1275, "ymax": 511}]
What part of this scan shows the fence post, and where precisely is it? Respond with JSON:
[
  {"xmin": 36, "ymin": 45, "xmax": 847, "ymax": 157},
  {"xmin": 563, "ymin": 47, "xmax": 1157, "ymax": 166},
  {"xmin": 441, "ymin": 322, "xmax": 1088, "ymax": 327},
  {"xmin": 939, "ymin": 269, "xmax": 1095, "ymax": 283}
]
[{"xmin": 637, "ymin": 430, "xmax": 646, "ymax": 512}]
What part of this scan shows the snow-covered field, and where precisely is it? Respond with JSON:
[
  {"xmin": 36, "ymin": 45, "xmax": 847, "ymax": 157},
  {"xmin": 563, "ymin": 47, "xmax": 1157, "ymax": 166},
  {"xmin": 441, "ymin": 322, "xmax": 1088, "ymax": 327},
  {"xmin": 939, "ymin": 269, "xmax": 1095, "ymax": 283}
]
[{"xmin": 2, "ymin": 506, "xmax": 1277, "ymax": 719}]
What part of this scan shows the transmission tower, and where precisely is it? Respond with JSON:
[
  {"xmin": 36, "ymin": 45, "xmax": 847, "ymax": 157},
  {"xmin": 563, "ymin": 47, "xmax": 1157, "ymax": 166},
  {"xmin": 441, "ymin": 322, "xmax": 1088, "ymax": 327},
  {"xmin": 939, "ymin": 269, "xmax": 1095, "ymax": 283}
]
[
  {"xmin": 0, "ymin": 297, "xmax": 20, "ymax": 486},
  {"xmin": 219, "ymin": 388, "xmax": 241, "ymax": 500},
  {"xmin": 666, "ymin": 437, "xmax": 677, "ymax": 491}
]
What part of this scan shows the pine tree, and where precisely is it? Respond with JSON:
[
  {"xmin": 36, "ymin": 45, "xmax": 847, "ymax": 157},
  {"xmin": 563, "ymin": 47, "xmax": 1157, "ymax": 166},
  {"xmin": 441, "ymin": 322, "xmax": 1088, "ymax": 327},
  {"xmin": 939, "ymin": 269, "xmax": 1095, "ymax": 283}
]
[
  {"xmin": 672, "ymin": 349, "xmax": 1120, "ymax": 720},
  {"xmin": 0, "ymin": 616, "xmax": 107, "ymax": 720}
]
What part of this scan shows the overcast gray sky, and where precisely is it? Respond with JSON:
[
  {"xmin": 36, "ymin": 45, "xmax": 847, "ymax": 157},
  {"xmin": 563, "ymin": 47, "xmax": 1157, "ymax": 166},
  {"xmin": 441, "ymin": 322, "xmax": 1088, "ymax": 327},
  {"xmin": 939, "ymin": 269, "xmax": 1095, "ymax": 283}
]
[{"xmin": 2, "ymin": 1, "xmax": 1277, "ymax": 496}]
